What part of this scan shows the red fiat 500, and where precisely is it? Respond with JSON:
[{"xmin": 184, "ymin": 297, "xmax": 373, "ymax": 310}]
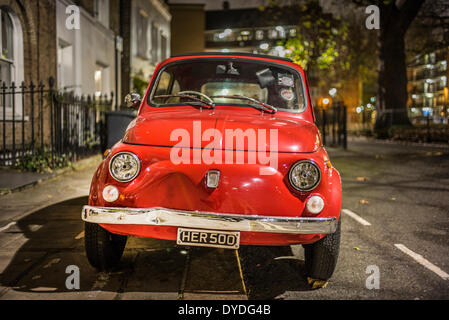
[{"xmin": 82, "ymin": 53, "xmax": 342, "ymax": 281}]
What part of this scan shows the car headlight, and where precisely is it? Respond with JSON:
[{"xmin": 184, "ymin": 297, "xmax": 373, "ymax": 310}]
[
  {"xmin": 288, "ymin": 160, "xmax": 321, "ymax": 191},
  {"xmin": 109, "ymin": 151, "xmax": 141, "ymax": 182}
]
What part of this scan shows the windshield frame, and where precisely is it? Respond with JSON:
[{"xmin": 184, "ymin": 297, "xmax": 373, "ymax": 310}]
[{"xmin": 146, "ymin": 57, "xmax": 309, "ymax": 114}]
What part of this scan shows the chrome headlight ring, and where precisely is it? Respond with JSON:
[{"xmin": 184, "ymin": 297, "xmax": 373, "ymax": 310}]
[
  {"xmin": 288, "ymin": 160, "xmax": 321, "ymax": 192},
  {"xmin": 108, "ymin": 151, "xmax": 141, "ymax": 183}
]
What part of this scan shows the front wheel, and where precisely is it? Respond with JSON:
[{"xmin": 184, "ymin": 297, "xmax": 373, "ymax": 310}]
[
  {"xmin": 303, "ymin": 217, "xmax": 341, "ymax": 281},
  {"xmin": 84, "ymin": 222, "xmax": 127, "ymax": 271}
]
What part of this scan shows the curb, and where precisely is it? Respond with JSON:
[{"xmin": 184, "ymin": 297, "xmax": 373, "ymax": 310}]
[
  {"xmin": 0, "ymin": 154, "xmax": 102, "ymax": 197},
  {"xmin": 349, "ymin": 136, "xmax": 449, "ymax": 149}
]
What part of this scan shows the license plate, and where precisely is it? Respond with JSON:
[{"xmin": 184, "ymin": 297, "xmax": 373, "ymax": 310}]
[{"xmin": 177, "ymin": 228, "xmax": 240, "ymax": 249}]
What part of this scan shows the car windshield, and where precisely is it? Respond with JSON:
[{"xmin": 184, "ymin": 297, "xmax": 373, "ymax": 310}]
[{"xmin": 149, "ymin": 59, "xmax": 307, "ymax": 113}]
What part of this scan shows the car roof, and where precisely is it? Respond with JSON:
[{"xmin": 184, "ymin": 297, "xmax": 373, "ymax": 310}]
[{"xmin": 170, "ymin": 52, "xmax": 293, "ymax": 63}]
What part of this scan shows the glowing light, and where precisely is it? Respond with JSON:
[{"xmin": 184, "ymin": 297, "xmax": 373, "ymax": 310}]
[
  {"xmin": 329, "ymin": 88, "xmax": 337, "ymax": 97},
  {"xmin": 259, "ymin": 43, "xmax": 269, "ymax": 50},
  {"xmin": 322, "ymin": 98, "xmax": 330, "ymax": 105}
]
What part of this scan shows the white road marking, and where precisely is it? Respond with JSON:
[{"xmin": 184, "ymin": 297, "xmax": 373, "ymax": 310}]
[
  {"xmin": 342, "ymin": 209, "xmax": 371, "ymax": 226},
  {"xmin": 0, "ymin": 222, "xmax": 16, "ymax": 232},
  {"xmin": 394, "ymin": 244, "xmax": 449, "ymax": 280}
]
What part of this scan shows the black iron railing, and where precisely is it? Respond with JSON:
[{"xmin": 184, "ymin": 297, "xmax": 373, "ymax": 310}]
[
  {"xmin": 0, "ymin": 77, "xmax": 113, "ymax": 169},
  {"xmin": 315, "ymin": 102, "xmax": 347, "ymax": 149}
]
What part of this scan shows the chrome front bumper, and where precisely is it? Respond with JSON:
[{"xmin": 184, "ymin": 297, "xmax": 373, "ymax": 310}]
[{"xmin": 82, "ymin": 206, "xmax": 338, "ymax": 235}]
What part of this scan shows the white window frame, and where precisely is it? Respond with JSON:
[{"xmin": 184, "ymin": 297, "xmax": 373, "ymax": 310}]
[
  {"xmin": 0, "ymin": 6, "xmax": 25, "ymax": 120},
  {"xmin": 94, "ymin": 0, "xmax": 110, "ymax": 28}
]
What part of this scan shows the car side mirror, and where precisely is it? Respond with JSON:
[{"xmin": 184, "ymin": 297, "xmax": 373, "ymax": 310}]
[{"xmin": 124, "ymin": 93, "xmax": 142, "ymax": 109}]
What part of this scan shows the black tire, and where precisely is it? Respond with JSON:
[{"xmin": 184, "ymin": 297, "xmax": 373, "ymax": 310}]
[
  {"xmin": 303, "ymin": 217, "xmax": 341, "ymax": 281},
  {"xmin": 84, "ymin": 222, "xmax": 127, "ymax": 271}
]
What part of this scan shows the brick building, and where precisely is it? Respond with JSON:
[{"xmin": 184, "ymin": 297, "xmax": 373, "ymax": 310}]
[
  {"xmin": 0, "ymin": 0, "xmax": 171, "ymax": 165},
  {"xmin": 407, "ymin": 48, "xmax": 449, "ymax": 124}
]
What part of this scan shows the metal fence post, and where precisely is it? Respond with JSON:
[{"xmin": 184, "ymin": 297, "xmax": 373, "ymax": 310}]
[
  {"xmin": 11, "ymin": 82, "xmax": 16, "ymax": 166},
  {"xmin": 2, "ymin": 82, "xmax": 6, "ymax": 166},
  {"xmin": 343, "ymin": 105, "xmax": 347, "ymax": 150},
  {"xmin": 321, "ymin": 108, "xmax": 326, "ymax": 146},
  {"xmin": 30, "ymin": 81, "xmax": 35, "ymax": 156},
  {"xmin": 20, "ymin": 81, "xmax": 26, "ymax": 164},
  {"xmin": 39, "ymin": 81, "xmax": 44, "ymax": 154},
  {"xmin": 49, "ymin": 77, "xmax": 55, "ymax": 168}
]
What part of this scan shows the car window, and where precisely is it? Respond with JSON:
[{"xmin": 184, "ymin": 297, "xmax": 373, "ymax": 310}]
[
  {"xmin": 154, "ymin": 71, "xmax": 170, "ymax": 96},
  {"xmin": 149, "ymin": 59, "xmax": 307, "ymax": 113},
  {"xmin": 201, "ymin": 82, "xmax": 268, "ymax": 104}
]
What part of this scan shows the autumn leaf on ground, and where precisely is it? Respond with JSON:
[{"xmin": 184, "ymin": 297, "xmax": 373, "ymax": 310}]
[
  {"xmin": 307, "ymin": 277, "xmax": 328, "ymax": 289},
  {"xmin": 359, "ymin": 199, "xmax": 369, "ymax": 205}
]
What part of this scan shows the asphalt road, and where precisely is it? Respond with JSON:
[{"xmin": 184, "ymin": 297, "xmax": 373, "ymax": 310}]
[{"xmin": 0, "ymin": 140, "xmax": 448, "ymax": 300}]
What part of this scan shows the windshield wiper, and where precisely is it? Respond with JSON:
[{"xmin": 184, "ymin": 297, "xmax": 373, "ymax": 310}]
[
  {"xmin": 210, "ymin": 95, "xmax": 277, "ymax": 114},
  {"xmin": 153, "ymin": 94, "xmax": 215, "ymax": 109}
]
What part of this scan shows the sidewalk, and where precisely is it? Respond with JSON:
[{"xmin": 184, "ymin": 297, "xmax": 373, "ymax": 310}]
[
  {"xmin": 0, "ymin": 169, "xmax": 57, "ymax": 195},
  {"xmin": 0, "ymin": 155, "xmax": 102, "ymax": 226},
  {"xmin": 348, "ymin": 135, "xmax": 449, "ymax": 149},
  {"xmin": 0, "ymin": 155, "xmax": 101, "ymax": 195}
]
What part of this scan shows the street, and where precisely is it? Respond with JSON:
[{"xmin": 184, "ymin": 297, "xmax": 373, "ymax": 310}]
[{"xmin": 0, "ymin": 139, "xmax": 448, "ymax": 300}]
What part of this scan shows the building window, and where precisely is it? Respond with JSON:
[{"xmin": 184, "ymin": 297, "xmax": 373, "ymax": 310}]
[
  {"xmin": 429, "ymin": 52, "xmax": 436, "ymax": 64},
  {"xmin": 0, "ymin": 9, "xmax": 14, "ymax": 84},
  {"xmin": 268, "ymin": 29, "xmax": 278, "ymax": 39},
  {"xmin": 161, "ymin": 34, "xmax": 167, "ymax": 61},
  {"xmin": 95, "ymin": 63, "xmax": 109, "ymax": 98},
  {"xmin": 151, "ymin": 23, "xmax": 158, "ymax": 63},
  {"xmin": 289, "ymin": 28, "xmax": 297, "ymax": 37},
  {"xmin": 94, "ymin": 0, "xmax": 109, "ymax": 28},
  {"xmin": 136, "ymin": 10, "xmax": 148, "ymax": 59},
  {"xmin": 441, "ymin": 76, "xmax": 447, "ymax": 88},
  {"xmin": 57, "ymin": 40, "xmax": 73, "ymax": 91},
  {"xmin": 0, "ymin": 6, "xmax": 24, "ymax": 116}
]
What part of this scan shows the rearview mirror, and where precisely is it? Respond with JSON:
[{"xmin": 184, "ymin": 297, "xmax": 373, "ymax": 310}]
[
  {"xmin": 124, "ymin": 93, "xmax": 142, "ymax": 108},
  {"xmin": 256, "ymin": 68, "xmax": 275, "ymax": 88}
]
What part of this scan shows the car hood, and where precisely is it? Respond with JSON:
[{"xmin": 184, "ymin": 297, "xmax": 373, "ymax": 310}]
[{"xmin": 122, "ymin": 107, "xmax": 320, "ymax": 153}]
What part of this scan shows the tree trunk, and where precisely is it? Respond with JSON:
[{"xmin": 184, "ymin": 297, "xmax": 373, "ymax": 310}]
[
  {"xmin": 374, "ymin": 28, "xmax": 412, "ymax": 135},
  {"xmin": 374, "ymin": 0, "xmax": 426, "ymax": 135}
]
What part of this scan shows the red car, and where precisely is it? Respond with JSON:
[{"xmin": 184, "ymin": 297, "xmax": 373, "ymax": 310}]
[{"xmin": 82, "ymin": 52, "xmax": 342, "ymax": 281}]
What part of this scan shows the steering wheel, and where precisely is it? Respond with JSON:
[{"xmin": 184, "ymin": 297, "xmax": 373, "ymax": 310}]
[{"xmin": 178, "ymin": 91, "xmax": 215, "ymax": 105}]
